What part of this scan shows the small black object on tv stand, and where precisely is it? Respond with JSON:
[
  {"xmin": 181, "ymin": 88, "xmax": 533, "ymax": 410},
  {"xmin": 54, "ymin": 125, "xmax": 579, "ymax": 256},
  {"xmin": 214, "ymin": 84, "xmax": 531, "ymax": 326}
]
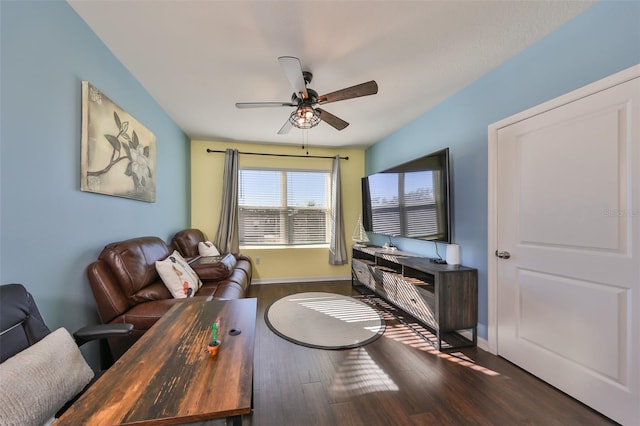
[{"xmin": 351, "ymin": 245, "xmax": 478, "ymax": 350}]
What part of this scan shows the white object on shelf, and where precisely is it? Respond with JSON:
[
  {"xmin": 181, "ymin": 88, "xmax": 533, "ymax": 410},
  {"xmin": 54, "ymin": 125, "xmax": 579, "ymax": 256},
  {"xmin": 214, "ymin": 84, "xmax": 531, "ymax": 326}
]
[{"xmin": 446, "ymin": 243, "xmax": 460, "ymax": 265}]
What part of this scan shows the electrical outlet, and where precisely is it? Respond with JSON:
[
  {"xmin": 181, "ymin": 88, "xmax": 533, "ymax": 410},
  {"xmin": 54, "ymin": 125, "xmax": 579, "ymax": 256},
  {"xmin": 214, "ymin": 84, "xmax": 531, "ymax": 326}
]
[{"xmin": 255, "ymin": 257, "xmax": 261, "ymax": 265}]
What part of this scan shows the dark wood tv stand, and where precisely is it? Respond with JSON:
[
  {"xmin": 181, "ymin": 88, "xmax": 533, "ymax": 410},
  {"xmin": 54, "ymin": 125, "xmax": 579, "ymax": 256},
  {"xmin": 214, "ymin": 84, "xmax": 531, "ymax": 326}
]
[{"xmin": 352, "ymin": 246, "xmax": 477, "ymax": 350}]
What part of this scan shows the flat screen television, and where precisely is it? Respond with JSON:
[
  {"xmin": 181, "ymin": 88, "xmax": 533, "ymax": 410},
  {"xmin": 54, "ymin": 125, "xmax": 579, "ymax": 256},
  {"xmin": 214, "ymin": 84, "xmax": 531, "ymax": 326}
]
[{"xmin": 361, "ymin": 148, "xmax": 451, "ymax": 243}]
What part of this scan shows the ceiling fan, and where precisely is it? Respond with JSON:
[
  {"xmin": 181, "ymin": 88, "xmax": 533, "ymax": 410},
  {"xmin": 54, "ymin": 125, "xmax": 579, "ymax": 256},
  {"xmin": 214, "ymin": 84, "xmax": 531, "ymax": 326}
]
[{"xmin": 235, "ymin": 56, "xmax": 378, "ymax": 134}]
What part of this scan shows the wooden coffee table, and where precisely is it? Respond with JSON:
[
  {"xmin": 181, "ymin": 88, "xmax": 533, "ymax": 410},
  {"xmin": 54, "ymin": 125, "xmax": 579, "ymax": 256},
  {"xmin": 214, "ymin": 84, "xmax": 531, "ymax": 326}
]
[{"xmin": 58, "ymin": 298, "xmax": 257, "ymax": 426}]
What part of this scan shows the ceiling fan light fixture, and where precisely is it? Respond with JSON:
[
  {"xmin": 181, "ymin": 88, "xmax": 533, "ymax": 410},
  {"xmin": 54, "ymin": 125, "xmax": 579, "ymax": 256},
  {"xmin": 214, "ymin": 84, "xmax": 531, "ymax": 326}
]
[
  {"xmin": 236, "ymin": 57, "xmax": 377, "ymax": 134},
  {"xmin": 289, "ymin": 105, "xmax": 321, "ymax": 129}
]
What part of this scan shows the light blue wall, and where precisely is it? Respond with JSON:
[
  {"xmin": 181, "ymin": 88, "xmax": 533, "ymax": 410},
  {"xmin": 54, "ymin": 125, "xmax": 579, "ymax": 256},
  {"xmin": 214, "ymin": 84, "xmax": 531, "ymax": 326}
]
[
  {"xmin": 0, "ymin": 1, "xmax": 190, "ymax": 363},
  {"xmin": 365, "ymin": 1, "xmax": 640, "ymax": 340}
]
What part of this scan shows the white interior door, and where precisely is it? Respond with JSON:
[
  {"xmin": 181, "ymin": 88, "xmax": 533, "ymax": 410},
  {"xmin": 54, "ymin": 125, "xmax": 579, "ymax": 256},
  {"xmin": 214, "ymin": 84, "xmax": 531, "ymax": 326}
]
[{"xmin": 493, "ymin": 71, "xmax": 639, "ymax": 425}]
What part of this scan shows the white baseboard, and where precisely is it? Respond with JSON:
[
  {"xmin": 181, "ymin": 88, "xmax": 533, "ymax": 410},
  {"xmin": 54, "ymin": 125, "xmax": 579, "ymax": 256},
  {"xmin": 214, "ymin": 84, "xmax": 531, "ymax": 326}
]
[
  {"xmin": 251, "ymin": 275, "xmax": 352, "ymax": 285},
  {"xmin": 476, "ymin": 336, "xmax": 489, "ymax": 352}
]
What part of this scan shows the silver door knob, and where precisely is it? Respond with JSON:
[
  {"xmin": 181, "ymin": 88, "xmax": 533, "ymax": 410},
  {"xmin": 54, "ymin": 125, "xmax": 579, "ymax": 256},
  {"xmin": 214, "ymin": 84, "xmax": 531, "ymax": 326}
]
[{"xmin": 495, "ymin": 250, "xmax": 511, "ymax": 259}]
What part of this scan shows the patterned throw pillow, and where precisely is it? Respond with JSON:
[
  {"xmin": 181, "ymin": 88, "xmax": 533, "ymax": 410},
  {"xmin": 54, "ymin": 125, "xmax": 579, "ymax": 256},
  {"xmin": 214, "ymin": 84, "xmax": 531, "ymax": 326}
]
[
  {"xmin": 198, "ymin": 241, "xmax": 220, "ymax": 257},
  {"xmin": 155, "ymin": 250, "xmax": 202, "ymax": 298}
]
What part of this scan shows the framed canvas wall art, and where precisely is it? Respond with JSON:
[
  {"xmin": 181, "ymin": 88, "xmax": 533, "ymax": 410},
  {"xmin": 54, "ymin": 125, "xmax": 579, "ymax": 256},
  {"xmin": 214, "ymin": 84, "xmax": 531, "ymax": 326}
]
[{"xmin": 81, "ymin": 81, "xmax": 156, "ymax": 202}]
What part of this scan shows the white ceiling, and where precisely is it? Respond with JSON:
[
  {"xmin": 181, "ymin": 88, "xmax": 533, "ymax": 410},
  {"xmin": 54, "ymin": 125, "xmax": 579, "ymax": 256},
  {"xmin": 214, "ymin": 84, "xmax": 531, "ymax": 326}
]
[{"xmin": 69, "ymin": 1, "xmax": 594, "ymax": 149}]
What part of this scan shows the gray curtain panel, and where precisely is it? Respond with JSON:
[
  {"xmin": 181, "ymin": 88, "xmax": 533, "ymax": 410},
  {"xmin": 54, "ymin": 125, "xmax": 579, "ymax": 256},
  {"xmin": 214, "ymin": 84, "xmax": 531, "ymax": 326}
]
[
  {"xmin": 214, "ymin": 149, "xmax": 240, "ymax": 253},
  {"xmin": 329, "ymin": 155, "xmax": 347, "ymax": 265}
]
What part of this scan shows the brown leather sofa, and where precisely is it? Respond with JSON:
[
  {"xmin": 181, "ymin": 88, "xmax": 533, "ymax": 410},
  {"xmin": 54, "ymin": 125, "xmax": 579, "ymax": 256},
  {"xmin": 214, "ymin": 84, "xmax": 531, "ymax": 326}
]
[{"xmin": 86, "ymin": 234, "xmax": 251, "ymax": 359}]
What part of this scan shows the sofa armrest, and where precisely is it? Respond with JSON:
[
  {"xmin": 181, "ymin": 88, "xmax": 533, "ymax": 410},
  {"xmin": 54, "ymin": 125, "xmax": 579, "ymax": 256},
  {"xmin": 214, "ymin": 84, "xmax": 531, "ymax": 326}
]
[
  {"xmin": 190, "ymin": 253, "xmax": 237, "ymax": 281},
  {"xmin": 73, "ymin": 323, "xmax": 133, "ymax": 346}
]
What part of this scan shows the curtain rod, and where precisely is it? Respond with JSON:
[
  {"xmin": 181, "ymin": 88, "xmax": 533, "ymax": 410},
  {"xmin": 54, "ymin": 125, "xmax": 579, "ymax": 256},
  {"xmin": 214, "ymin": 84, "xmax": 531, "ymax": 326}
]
[{"xmin": 206, "ymin": 149, "xmax": 348, "ymax": 160}]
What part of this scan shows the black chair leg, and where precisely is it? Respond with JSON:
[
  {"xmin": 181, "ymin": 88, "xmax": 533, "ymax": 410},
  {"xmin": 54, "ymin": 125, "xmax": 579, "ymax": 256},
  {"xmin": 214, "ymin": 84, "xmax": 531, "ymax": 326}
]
[{"xmin": 100, "ymin": 339, "xmax": 115, "ymax": 370}]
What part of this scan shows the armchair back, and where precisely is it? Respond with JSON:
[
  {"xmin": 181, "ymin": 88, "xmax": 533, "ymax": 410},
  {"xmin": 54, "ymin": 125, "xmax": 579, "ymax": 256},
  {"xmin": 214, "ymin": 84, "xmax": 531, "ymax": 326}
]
[{"xmin": 0, "ymin": 283, "xmax": 51, "ymax": 363}]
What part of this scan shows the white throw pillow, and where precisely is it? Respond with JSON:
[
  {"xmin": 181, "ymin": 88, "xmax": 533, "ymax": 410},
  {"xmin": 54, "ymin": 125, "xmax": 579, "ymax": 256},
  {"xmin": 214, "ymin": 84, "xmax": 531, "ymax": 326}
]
[
  {"xmin": 198, "ymin": 241, "xmax": 220, "ymax": 257},
  {"xmin": 0, "ymin": 328, "xmax": 94, "ymax": 426},
  {"xmin": 156, "ymin": 250, "xmax": 202, "ymax": 298}
]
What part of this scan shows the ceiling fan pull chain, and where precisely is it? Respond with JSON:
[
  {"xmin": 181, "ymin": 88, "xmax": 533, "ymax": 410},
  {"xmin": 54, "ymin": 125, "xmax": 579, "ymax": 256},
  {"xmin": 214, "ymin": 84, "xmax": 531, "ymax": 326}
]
[{"xmin": 302, "ymin": 130, "xmax": 307, "ymax": 153}]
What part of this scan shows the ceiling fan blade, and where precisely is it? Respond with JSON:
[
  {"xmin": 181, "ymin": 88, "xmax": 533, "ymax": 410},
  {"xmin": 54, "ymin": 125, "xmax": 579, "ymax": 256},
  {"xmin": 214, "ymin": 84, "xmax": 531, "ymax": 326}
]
[
  {"xmin": 236, "ymin": 102, "xmax": 296, "ymax": 109},
  {"xmin": 317, "ymin": 108, "xmax": 349, "ymax": 131},
  {"xmin": 277, "ymin": 118, "xmax": 293, "ymax": 135},
  {"xmin": 278, "ymin": 56, "xmax": 308, "ymax": 99},
  {"xmin": 317, "ymin": 80, "xmax": 378, "ymax": 105}
]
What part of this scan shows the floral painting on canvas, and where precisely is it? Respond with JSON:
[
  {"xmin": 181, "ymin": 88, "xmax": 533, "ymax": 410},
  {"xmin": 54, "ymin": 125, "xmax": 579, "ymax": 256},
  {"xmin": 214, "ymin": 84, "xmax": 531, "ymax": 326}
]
[{"xmin": 81, "ymin": 81, "xmax": 156, "ymax": 202}]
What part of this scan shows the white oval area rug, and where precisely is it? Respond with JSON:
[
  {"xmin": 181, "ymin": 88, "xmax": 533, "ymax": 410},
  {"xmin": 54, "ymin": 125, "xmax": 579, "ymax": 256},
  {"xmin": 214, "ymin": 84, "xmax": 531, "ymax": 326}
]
[{"xmin": 264, "ymin": 292, "xmax": 385, "ymax": 349}]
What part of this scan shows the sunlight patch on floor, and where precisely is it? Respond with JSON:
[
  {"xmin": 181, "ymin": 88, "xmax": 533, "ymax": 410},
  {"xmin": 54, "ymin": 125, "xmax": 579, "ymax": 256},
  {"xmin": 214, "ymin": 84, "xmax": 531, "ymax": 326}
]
[
  {"xmin": 293, "ymin": 296, "xmax": 382, "ymax": 323},
  {"xmin": 358, "ymin": 295, "xmax": 501, "ymax": 377},
  {"xmin": 328, "ymin": 347, "xmax": 399, "ymax": 398},
  {"xmin": 381, "ymin": 323, "xmax": 500, "ymax": 376}
]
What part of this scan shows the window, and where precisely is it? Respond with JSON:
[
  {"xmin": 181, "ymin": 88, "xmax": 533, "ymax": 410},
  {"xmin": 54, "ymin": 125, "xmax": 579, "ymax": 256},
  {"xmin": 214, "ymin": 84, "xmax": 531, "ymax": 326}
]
[{"xmin": 238, "ymin": 168, "xmax": 331, "ymax": 246}]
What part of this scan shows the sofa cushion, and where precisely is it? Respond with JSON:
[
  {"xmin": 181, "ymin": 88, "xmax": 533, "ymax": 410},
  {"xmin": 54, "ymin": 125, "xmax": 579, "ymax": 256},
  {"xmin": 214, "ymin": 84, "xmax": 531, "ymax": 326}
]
[
  {"xmin": 130, "ymin": 281, "xmax": 172, "ymax": 303},
  {"xmin": 196, "ymin": 282, "xmax": 220, "ymax": 298},
  {"xmin": 98, "ymin": 236, "xmax": 171, "ymax": 300},
  {"xmin": 0, "ymin": 328, "xmax": 93, "ymax": 426},
  {"xmin": 156, "ymin": 251, "xmax": 202, "ymax": 299},
  {"xmin": 120, "ymin": 298, "xmax": 206, "ymax": 331}
]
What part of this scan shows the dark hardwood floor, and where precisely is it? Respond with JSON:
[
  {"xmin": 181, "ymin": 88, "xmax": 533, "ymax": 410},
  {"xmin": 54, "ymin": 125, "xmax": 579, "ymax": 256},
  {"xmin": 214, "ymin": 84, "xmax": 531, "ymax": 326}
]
[{"xmin": 236, "ymin": 280, "xmax": 615, "ymax": 426}]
